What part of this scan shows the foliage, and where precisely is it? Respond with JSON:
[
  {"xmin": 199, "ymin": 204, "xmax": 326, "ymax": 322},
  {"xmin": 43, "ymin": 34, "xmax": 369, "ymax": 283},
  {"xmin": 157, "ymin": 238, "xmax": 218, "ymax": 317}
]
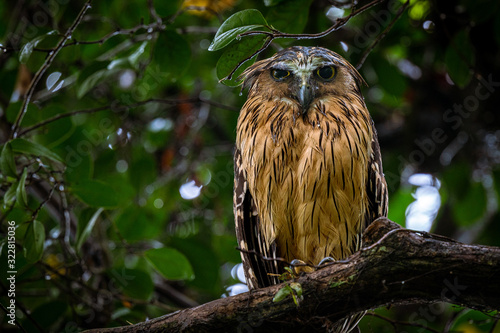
[{"xmin": 0, "ymin": 0, "xmax": 499, "ymax": 331}]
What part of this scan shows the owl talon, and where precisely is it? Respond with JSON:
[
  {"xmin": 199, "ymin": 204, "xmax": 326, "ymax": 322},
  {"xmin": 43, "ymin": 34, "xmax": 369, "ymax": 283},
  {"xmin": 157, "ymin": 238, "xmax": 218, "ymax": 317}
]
[
  {"xmin": 290, "ymin": 259, "xmax": 311, "ymax": 275},
  {"xmin": 318, "ymin": 256, "xmax": 335, "ymax": 267}
]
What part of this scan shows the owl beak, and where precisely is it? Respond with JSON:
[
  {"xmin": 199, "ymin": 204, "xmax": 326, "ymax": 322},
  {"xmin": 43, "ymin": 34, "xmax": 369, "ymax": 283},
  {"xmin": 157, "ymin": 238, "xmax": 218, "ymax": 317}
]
[{"xmin": 297, "ymin": 81, "xmax": 314, "ymax": 114}]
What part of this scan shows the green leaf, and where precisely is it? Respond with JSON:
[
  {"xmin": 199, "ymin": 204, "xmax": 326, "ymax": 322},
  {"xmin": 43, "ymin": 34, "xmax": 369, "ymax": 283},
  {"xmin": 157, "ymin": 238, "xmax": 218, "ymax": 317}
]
[
  {"xmin": 371, "ymin": 55, "xmax": 407, "ymax": 98},
  {"xmin": 145, "ymin": 247, "xmax": 194, "ymax": 281},
  {"xmin": 65, "ymin": 152, "xmax": 93, "ymax": 183},
  {"xmin": 1, "ymin": 142, "xmax": 17, "ymax": 178},
  {"xmin": 171, "ymin": 238, "xmax": 219, "ymax": 291},
  {"xmin": 217, "ymin": 35, "xmax": 267, "ymax": 86},
  {"xmin": 452, "ymin": 181, "xmax": 487, "ymax": 226},
  {"xmin": 70, "ymin": 180, "xmax": 119, "ymax": 208},
  {"xmin": 264, "ymin": 0, "xmax": 287, "ymax": 6},
  {"xmin": 76, "ymin": 207, "xmax": 104, "ymax": 251},
  {"xmin": 10, "ymin": 138, "xmax": 63, "ymax": 163},
  {"xmin": 128, "ymin": 153, "xmax": 157, "ymax": 191},
  {"xmin": 129, "ymin": 41, "xmax": 149, "ymax": 68},
  {"xmin": 387, "ymin": 187, "xmax": 414, "ymax": 227},
  {"xmin": 110, "ymin": 268, "xmax": 154, "ymax": 301},
  {"xmin": 266, "ymin": 0, "xmax": 313, "ymax": 34},
  {"xmin": 19, "ymin": 30, "xmax": 58, "ymax": 64},
  {"xmin": 115, "ymin": 205, "xmax": 164, "ymax": 242},
  {"xmin": 445, "ymin": 30, "xmax": 475, "ymax": 88},
  {"xmin": 273, "ymin": 285, "xmax": 291, "ymax": 302},
  {"xmin": 16, "ymin": 167, "xmax": 29, "ymax": 208},
  {"xmin": 209, "ymin": 9, "xmax": 269, "ymax": 51},
  {"xmin": 23, "ymin": 220, "xmax": 45, "ymax": 263},
  {"xmin": 153, "ymin": 30, "xmax": 191, "ymax": 77},
  {"xmin": 23, "ymin": 301, "xmax": 67, "ymax": 333},
  {"xmin": 289, "ymin": 282, "xmax": 302, "ymax": 297},
  {"xmin": 155, "ymin": 0, "xmax": 181, "ymax": 17},
  {"xmin": 3, "ymin": 182, "xmax": 18, "ymax": 208},
  {"xmin": 77, "ymin": 67, "xmax": 121, "ymax": 98}
]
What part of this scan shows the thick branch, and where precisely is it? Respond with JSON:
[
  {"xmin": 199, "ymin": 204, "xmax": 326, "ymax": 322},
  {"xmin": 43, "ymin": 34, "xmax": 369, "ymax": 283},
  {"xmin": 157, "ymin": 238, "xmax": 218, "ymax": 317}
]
[{"xmin": 84, "ymin": 218, "xmax": 500, "ymax": 332}]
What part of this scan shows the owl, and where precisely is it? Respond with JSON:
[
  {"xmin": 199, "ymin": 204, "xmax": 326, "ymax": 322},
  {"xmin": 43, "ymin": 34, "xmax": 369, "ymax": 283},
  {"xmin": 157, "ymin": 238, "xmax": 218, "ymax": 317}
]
[{"xmin": 233, "ymin": 46, "xmax": 388, "ymax": 331}]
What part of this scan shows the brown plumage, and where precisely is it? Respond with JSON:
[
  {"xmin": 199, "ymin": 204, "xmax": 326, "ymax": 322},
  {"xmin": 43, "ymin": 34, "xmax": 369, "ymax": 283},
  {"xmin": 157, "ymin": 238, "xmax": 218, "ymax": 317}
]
[{"xmin": 233, "ymin": 46, "xmax": 388, "ymax": 331}]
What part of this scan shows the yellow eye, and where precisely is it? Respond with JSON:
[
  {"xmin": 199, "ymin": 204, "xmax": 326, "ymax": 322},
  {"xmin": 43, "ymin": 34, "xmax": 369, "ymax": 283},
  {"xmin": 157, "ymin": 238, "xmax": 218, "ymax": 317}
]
[
  {"xmin": 271, "ymin": 69, "xmax": 291, "ymax": 81},
  {"xmin": 316, "ymin": 66, "xmax": 336, "ymax": 80}
]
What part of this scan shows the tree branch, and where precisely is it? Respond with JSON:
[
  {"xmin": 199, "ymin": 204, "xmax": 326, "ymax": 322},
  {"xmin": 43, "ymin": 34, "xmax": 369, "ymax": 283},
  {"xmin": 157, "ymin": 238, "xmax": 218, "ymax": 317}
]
[
  {"xmin": 223, "ymin": 0, "xmax": 388, "ymax": 81},
  {"xmin": 10, "ymin": 0, "xmax": 93, "ymax": 139},
  {"xmin": 83, "ymin": 218, "xmax": 500, "ymax": 332}
]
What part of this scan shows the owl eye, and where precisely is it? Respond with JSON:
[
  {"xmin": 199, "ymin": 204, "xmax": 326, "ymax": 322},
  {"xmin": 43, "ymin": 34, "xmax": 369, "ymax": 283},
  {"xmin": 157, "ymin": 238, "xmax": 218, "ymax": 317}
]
[
  {"xmin": 271, "ymin": 69, "xmax": 291, "ymax": 81},
  {"xmin": 316, "ymin": 66, "xmax": 336, "ymax": 80}
]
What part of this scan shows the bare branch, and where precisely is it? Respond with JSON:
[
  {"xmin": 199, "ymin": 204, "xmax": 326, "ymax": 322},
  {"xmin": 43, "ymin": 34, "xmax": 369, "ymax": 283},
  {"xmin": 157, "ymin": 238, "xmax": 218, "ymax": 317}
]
[{"xmin": 356, "ymin": 0, "xmax": 410, "ymax": 69}]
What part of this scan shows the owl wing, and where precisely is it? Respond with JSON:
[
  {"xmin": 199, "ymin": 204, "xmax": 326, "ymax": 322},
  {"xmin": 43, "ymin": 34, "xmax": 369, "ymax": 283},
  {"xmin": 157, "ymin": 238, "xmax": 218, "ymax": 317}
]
[
  {"xmin": 234, "ymin": 148, "xmax": 282, "ymax": 289},
  {"xmin": 365, "ymin": 122, "xmax": 389, "ymax": 229}
]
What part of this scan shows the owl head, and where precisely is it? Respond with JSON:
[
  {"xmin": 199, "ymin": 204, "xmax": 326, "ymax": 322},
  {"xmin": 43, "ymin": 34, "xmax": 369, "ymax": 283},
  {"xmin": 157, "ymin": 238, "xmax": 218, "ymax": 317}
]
[{"xmin": 240, "ymin": 46, "xmax": 366, "ymax": 114}]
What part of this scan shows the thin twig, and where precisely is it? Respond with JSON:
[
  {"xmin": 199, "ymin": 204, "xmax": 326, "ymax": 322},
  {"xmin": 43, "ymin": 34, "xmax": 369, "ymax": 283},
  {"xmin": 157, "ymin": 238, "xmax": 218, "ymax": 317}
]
[
  {"xmin": 356, "ymin": 0, "xmax": 410, "ymax": 69},
  {"xmin": 18, "ymin": 97, "xmax": 238, "ymax": 137},
  {"xmin": 10, "ymin": 0, "xmax": 93, "ymax": 139},
  {"xmin": 224, "ymin": 36, "xmax": 272, "ymax": 81},
  {"xmin": 223, "ymin": 0, "xmax": 386, "ymax": 81}
]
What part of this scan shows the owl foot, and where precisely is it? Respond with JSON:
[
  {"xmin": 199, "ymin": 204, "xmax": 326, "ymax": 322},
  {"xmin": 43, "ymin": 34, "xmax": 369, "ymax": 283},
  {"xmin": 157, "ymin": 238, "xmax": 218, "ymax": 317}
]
[
  {"xmin": 318, "ymin": 256, "xmax": 335, "ymax": 267},
  {"xmin": 290, "ymin": 259, "xmax": 314, "ymax": 275}
]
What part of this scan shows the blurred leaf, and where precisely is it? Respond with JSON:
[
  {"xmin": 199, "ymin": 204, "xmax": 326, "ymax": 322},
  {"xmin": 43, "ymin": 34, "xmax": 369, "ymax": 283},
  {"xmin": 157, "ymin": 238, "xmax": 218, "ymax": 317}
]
[
  {"xmin": 3, "ymin": 182, "xmax": 18, "ymax": 208},
  {"xmin": 23, "ymin": 301, "xmax": 67, "ymax": 333},
  {"xmin": 0, "ymin": 142, "xmax": 17, "ymax": 178},
  {"xmin": 171, "ymin": 238, "xmax": 219, "ymax": 291},
  {"xmin": 264, "ymin": 0, "xmax": 286, "ymax": 5},
  {"xmin": 441, "ymin": 163, "xmax": 471, "ymax": 199},
  {"xmin": 16, "ymin": 167, "xmax": 29, "ymax": 208},
  {"xmin": 213, "ymin": 235, "xmax": 241, "ymax": 263},
  {"xmin": 111, "ymin": 267, "xmax": 154, "ymax": 301},
  {"xmin": 33, "ymin": 105, "xmax": 74, "ymax": 148},
  {"xmin": 10, "ymin": 138, "xmax": 64, "ymax": 163},
  {"xmin": 115, "ymin": 205, "xmax": 164, "ymax": 242},
  {"xmin": 290, "ymin": 282, "xmax": 302, "ymax": 297},
  {"xmin": 449, "ymin": 308, "xmax": 498, "ymax": 332},
  {"xmin": 209, "ymin": 9, "xmax": 269, "ymax": 51},
  {"xmin": 128, "ymin": 153, "xmax": 157, "ymax": 192},
  {"xmin": 155, "ymin": 0, "xmax": 181, "ymax": 16},
  {"xmin": 387, "ymin": 187, "xmax": 414, "ymax": 227},
  {"xmin": 494, "ymin": 169, "xmax": 500, "ymax": 200},
  {"xmin": 273, "ymin": 285, "xmax": 291, "ymax": 302},
  {"xmin": 153, "ymin": 30, "xmax": 191, "ymax": 77},
  {"xmin": 371, "ymin": 55, "xmax": 407, "ymax": 97},
  {"xmin": 69, "ymin": 180, "xmax": 119, "ymax": 208},
  {"xmin": 5, "ymin": 101, "xmax": 39, "ymax": 125},
  {"xmin": 19, "ymin": 30, "xmax": 58, "ymax": 64},
  {"xmin": 65, "ymin": 151, "xmax": 93, "ymax": 183},
  {"xmin": 217, "ymin": 35, "xmax": 267, "ymax": 86},
  {"xmin": 129, "ymin": 41, "xmax": 149, "ymax": 68},
  {"xmin": 266, "ymin": 0, "xmax": 313, "ymax": 34},
  {"xmin": 77, "ymin": 207, "xmax": 104, "ymax": 251},
  {"xmin": 77, "ymin": 67, "xmax": 121, "ymax": 98},
  {"xmin": 145, "ymin": 247, "xmax": 194, "ymax": 281},
  {"xmin": 452, "ymin": 181, "xmax": 487, "ymax": 226},
  {"xmin": 445, "ymin": 30, "xmax": 475, "ymax": 88},
  {"xmin": 23, "ymin": 220, "xmax": 45, "ymax": 263}
]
